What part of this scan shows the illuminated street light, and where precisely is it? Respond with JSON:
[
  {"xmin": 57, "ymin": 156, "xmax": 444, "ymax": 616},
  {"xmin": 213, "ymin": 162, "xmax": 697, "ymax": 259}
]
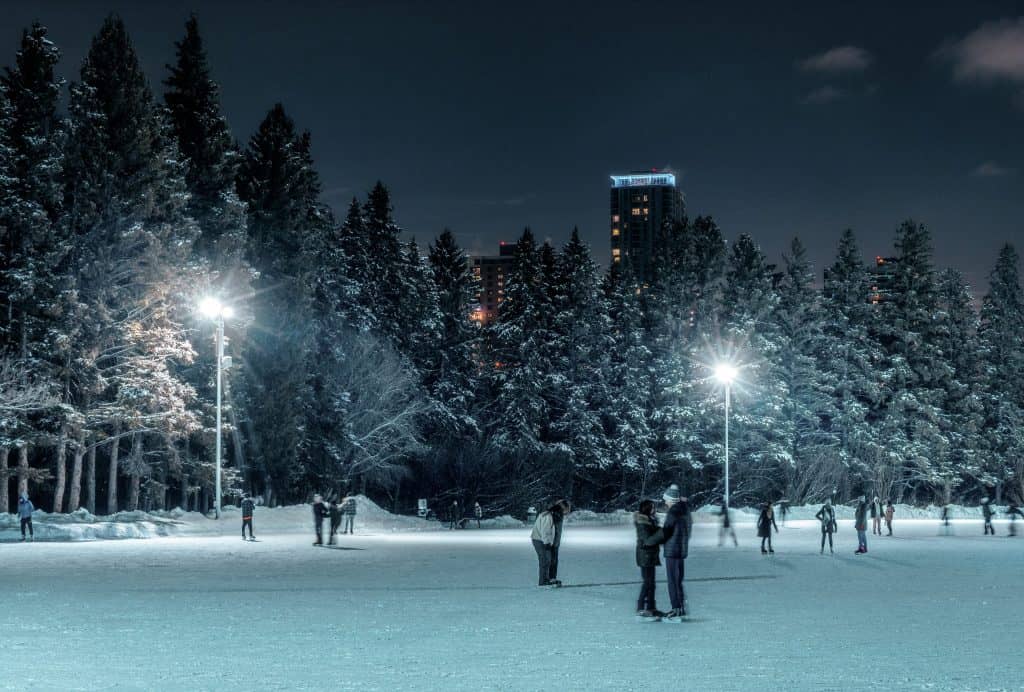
[
  {"xmin": 714, "ymin": 363, "xmax": 737, "ymax": 510},
  {"xmin": 199, "ymin": 297, "xmax": 232, "ymax": 518}
]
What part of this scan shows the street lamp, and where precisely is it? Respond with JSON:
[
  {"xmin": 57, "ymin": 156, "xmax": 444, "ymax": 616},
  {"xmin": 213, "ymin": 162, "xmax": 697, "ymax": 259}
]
[
  {"xmin": 199, "ymin": 297, "xmax": 233, "ymax": 519},
  {"xmin": 714, "ymin": 363, "xmax": 738, "ymax": 510}
]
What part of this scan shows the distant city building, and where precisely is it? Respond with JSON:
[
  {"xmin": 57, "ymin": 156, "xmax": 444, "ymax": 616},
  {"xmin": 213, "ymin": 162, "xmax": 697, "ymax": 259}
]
[
  {"xmin": 869, "ymin": 256, "xmax": 898, "ymax": 304},
  {"xmin": 609, "ymin": 170, "xmax": 684, "ymax": 281},
  {"xmin": 470, "ymin": 242, "xmax": 516, "ymax": 324}
]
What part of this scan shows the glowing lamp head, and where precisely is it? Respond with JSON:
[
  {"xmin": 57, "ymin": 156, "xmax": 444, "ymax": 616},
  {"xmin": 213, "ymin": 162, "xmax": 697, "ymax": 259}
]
[
  {"xmin": 714, "ymin": 363, "xmax": 738, "ymax": 385},
  {"xmin": 199, "ymin": 297, "xmax": 228, "ymax": 319}
]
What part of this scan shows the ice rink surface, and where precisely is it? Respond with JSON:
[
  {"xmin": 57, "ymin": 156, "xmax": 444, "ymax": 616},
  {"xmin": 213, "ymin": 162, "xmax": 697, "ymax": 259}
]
[{"xmin": 4, "ymin": 518, "xmax": 1023, "ymax": 691}]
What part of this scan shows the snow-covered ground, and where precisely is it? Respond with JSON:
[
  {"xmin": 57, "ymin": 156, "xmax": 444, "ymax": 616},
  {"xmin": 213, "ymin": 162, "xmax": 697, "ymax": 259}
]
[{"xmin": 3, "ymin": 504, "xmax": 1023, "ymax": 691}]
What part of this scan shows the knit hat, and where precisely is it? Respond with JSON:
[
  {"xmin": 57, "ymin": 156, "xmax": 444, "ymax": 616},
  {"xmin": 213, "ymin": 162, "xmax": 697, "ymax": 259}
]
[{"xmin": 663, "ymin": 484, "xmax": 681, "ymax": 503}]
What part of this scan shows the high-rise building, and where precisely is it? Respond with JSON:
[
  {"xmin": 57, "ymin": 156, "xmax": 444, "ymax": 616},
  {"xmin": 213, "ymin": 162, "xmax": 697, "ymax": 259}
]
[
  {"xmin": 470, "ymin": 242, "xmax": 516, "ymax": 325},
  {"xmin": 609, "ymin": 170, "xmax": 684, "ymax": 280},
  {"xmin": 869, "ymin": 256, "xmax": 898, "ymax": 304}
]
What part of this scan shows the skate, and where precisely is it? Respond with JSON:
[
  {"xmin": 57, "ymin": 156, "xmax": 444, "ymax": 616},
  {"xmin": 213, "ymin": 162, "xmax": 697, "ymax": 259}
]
[
  {"xmin": 663, "ymin": 608, "xmax": 688, "ymax": 622},
  {"xmin": 768, "ymin": 549, "xmax": 774, "ymax": 554},
  {"xmin": 635, "ymin": 609, "xmax": 661, "ymax": 622}
]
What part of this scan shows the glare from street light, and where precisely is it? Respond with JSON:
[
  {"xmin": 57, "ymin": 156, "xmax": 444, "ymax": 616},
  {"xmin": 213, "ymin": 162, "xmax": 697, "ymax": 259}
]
[
  {"xmin": 714, "ymin": 363, "xmax": 738, "ymax": 384},
  {"xmin": 199, "ymin": 297, "xmax": 226, "ymax": 319}
]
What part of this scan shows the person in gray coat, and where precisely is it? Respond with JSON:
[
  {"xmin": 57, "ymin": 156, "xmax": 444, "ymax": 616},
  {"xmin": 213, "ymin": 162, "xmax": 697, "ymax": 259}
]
[
  {"xmin": 18, "ymin": 494, "xmax": 34, "ymax": 541},
  {"xmin": 530, "ymin": 500, "xmax": 571, "ymax": 586}
]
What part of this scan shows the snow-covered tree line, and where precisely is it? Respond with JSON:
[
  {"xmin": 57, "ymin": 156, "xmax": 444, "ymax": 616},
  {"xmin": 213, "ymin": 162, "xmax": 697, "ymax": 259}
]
[{"xmin": 2, "ymin": 16, "xmax": 1023, "ymax": 516}]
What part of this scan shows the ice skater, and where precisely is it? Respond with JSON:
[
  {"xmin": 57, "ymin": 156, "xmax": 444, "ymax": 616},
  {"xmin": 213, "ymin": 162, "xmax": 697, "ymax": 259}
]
[
  {"xmin": 854, "ymin": 496, "xmax": 868, "ymax": 554},
  {"xmin": 449, "ymin": 500, "xmax": 460, "ymax": 530},
  {"xmin": 645, "ymin": 484, "xmax": 691, "ymax": 619},
  {"xmin": 815, "ymin": 498, "xmax": 836, "ymax": 554},
  {"xmin": 328, "ymin": 500, "xmax": 341, "ymax": 544},
  {"xmin": 342, "ymin": 494, "xmax": 356, "ymax": 534},
  {"xmin": 941, "ymin": 504, "xmax": 953, "ymax": 536},
  {"xmin": 312, "ymin": 494, "xmax": 327, "ymax": 545},
  {"xmin": 1007, "ymin": 504, "xmax": 1023, "ymax": 537},
  {"xmin": 778, "ymin": 500, "xmax": 790, "ymax": 527},
  {"xmin": 633, "ymin": 499, "xmax": 663, "ymax": 620},
  {"xmin": 474, "ymin": 501, "xmax": 483, "ymax": 528},
  {"xmin": 718, "ymin": 500, "xmax": 738, "ymax": 547},
  {"xmin": 870, "ymin": 496, "xmax": 883, "ymax": 535},
  {"xmin": 18, "ymin": 493, "xmax": 34, "ymax": 542},
  {"xmin": 241, "ymin": 494, "xmax": 255, "ymax": 540},
  {"xmin": 757, "ymin": 502, "xmax": 778, "ymax": 554},
  {"xmin": 884, "ymin": 500, "xmax": 894, "ymax": 536},
  {"xmin": 530, "ymin": 499, "xmax": 571, "ymax": 586},
  {"xmin": 982, "ymin": 498, "xmax": 995, "ymax": 535}
]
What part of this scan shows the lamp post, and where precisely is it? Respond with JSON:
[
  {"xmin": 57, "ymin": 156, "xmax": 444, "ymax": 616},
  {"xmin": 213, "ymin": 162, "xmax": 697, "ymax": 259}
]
[
  {"xmin": 714, "ymin": 363, "xmax": 738, "ymax": 510},
  {"xmin": 200, "ymin": 297, "xmax": 233, "ymax": 519}
]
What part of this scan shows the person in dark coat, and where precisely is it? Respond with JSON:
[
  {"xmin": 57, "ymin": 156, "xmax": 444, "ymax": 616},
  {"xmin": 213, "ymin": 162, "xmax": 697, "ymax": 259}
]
[
  {"xmin": 449, "ymin": 500, "xmax": 460, "ymax": 530},
  {"xmin": 1007, "ymin": 504, "xmax": 1023, "ymax": 537},
  {"xmin": 633, "ymin": 499, "xmax": 663, "ymax": 619},
  {"xmin": 342, "ymin": 495, "xmax": 356, "ymax": 534},
  {"xmin": 982, "ymin": 498, "xmax": 995, "ymax": 535},
  {"xmin": 884, "ymin": 500, "xmax": 894, "ymax": 536},
  {"xmin": 757, "ymin": 502, "xmax": 779, "ymax": 554},
  {"xmin": 474, "ymin": 501, "xmax": 483, "ymax": 528},
  {"xmin": 645, "ymin": 484, "xmax": 691, "ymax": 618},
  {"xmin": 854, "ymin": 495, "xmax": 868, "ymax": 553},
  {"xmin": 815, "ymin": 499, "xmax": 836, "ymax": 554},
  {"xmin": 312, "ymin": 495, "xmax": 327, "ymax": 545},
  {"xmin": 328, "ymin": 500, "xmax": 342, "ymax": 545},
  {"xmin": 18, "ymin": 494, "xmax": 34, "ymax": 542},
  {"xmin": 241, "ymin": 494, "xmax": 255, "ymax": 540},
  {"xmin": 870, "ymin": 496, "xmax": 883, "ymax": 535},
  {"xmin": 530, "ymin": 500, "xmax": 571, "ymax": 586},
  {"xmin": 718, "ymin": 500, "xmax": 738, "ymax": 547},
  {"xmin": 941, "ymin": 504, "xmax": 953, "ymax": 536}
]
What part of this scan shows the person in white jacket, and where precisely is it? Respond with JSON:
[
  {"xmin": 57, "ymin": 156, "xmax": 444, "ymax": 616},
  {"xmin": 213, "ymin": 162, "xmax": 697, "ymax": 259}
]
[{"xmin": 530, "ymin": 499, "xmax": 571, "ymax": 586}]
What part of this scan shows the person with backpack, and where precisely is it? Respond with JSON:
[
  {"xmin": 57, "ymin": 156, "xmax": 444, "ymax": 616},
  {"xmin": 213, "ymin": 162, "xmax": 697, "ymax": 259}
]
[
  {"xmin": 18, "ymin": 494, "xmax": 34, "ymax": 542},
  {"xmin": 982, "ymin": 498, "xmax": 995, "ymax": 535},
  {"xmin": 884, "ymin": 500, "xmax": 894, "ymax": 536},
  {"xmin": 328, "ymin": 500, "xmax": 342, "ymax": 545},
  {"xmin": 633, "ymin": 499, "xmax": 663, "ymax": 621},
  {"xmin": 342, "ymin": 495, "xmax": 356, "ymax": 535},
  {"xmin": 870, "ymin": 496, "xmax": 883, "ymax": 535},
  {"xmin": 644, "ymin": 484, "xmax": 691, "ymax": 619},
  {"xmin": 530, "ymin": 499, "xmax": 571, "ymax": 586},
  {"xmin": 241, "ymin": 494, "xmax": 255, "ymax": 541},
  {"xmin": 757, "ymin": 502, "xmax": 778, "ymax": 554},
  {"xmin": 854, "ymin": 496, "xmax": 868, "ymax": 554},
  {"xmin": 815, "ymin": 499, "xmax": 836, "ymax": 554}
]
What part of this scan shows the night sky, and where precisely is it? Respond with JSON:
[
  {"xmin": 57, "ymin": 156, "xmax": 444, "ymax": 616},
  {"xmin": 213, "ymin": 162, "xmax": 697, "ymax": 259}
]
[{"xmin": 3, "ymin": 1, "xmax": 1022, "ymax": 294}]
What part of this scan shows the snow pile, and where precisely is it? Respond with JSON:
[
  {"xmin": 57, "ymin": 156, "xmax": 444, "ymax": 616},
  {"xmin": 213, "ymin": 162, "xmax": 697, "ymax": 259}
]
[{"xmin": 565, "ymin": 508, "xmax": 633, "ymax": 526}]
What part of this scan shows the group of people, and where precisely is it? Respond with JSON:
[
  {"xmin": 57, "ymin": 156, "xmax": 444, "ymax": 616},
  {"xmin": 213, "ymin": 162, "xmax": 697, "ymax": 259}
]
[
  {"xmin": 310, "ymin": 494, "xmax": 357, "ymax": 545},
  {"xmin": 446, "ymin": 500, "xmax": 484, "ymax": 529}
]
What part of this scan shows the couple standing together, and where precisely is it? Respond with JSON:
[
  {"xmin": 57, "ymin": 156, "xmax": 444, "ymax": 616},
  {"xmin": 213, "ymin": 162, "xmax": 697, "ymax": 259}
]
[{"xmin": 634, "ymin": 484, "xmax": 692, "ymax": 621}]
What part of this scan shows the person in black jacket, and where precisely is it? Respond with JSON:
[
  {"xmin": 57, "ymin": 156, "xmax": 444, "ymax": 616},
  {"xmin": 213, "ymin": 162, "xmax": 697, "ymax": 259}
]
[
  {"xmin": 328, "ymin": 500, "xmax": 342, "ymax": 545},
  {"xmin": 982, "ymin": 498, "xmax": 995, "ymax": 535},
  {"xmin": 815, "ymin": 499, "xmax": 836, "ymax": 554},
  {"xmin": 449, "ymin": 500, "xmax": 460, "ymax": 530},
  {"xmin": 241, "ymin": 494, "xmax": 255, "ymax": 541},
  {"xmin": 634, "ymin": 499, "xmax": 663, "ymax": 619},
  {"xmin": 718, "ymin": 501, "xmax": 738, "ymax": 547},
  {"xmin": 1008, "ymin": 504, "xmax": 1023, "ymax": 537},
  {"xmin": 645, "ymin": 484, "xmax": 691, "ymax": 618},
  {"xmin": 312, "ymin": 495, "xmax": 327, "ymax": 546},
  {"xmin": 854, "ymin": 496, "xmax": 868, "ymax": 553},
  {"xmin": 757, "ymin": 503, "xmax": 779, "ymax": 554}
]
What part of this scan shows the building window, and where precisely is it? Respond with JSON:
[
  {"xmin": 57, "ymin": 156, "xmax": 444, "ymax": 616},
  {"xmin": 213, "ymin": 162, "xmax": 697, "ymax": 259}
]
[
  {"xmin": 631, "ymin": 208, "xmax": 641, "ymax": 216},
  {"xmin": 611, "ymin": 228, "xmax": 620, "ymax": 237},
  {"xmin": 612, "ymin": 214, "xmax": 620, "ymax": 223}
]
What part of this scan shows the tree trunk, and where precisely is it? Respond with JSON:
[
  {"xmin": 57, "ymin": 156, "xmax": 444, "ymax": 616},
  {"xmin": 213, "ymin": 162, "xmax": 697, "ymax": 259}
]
[
  {"xmin": 107, "ymin": 423, "xmax": 121, "ymax": 514},
  {"xmin": 128, "ymin": 433, "xmax": 142, "ymax": 512},
  {"xmin": 53, "ymin": 426, "xmax": 68, "ymax": 513},
  {"xmin": 85, "ymin": 443, "xmax": 96, "ymax": 514},
  {"xmin": 0, "ymin": 447, "xmax": 8, "ymax": 514},
  {"xmin": 69, "ymin": 430, "xmax": 85, "ymax": 512},
  {"xmin": 17, "ymin": 444, "xmax": 29, "ymax": 498}
]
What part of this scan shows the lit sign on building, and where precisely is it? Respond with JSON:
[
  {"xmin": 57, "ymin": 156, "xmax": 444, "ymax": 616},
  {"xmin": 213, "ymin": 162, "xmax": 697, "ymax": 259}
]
[{"xmin": 610, "ymin": 173, "xmax": 676, "ymax": 188}]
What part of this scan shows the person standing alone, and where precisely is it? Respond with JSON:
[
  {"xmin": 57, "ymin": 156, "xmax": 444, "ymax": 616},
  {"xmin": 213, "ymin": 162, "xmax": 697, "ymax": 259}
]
[
  {"xmin": 646, "ymin": 484, "xmax": 691, "ymax": 619},
  {"xmin": 884, "ymin": 500, "xmax": 894, "ymax": 536},
  {"xmin": 312, "ymin": 495, "xmax": 327, "ymax": 546},
  {"xmin": 241, "ymin": 494, "xmax": 255, "ymax": 541},
  {"xmin": 530, "ymin": 499, "xmax": 571, "ymax": 586},
  {"xmin": 342, "ymin": 495, "xmax": 356, "ymax": 535},
  {"xmin": 815, "ymin": 499, "xmax": 836, "ymax": 554},
  {"xmin": 757, "ymin": 502, "xmax": 778, "ymax": 554},
  {"xmin": 982, "ymin": 498, "xmax": 995, "ymax": 535},
  {"xmin": 18, "ymin": 494, "xmax": 34, "ymax": 542},
  {"xmin": 474, "ymin": 501, "xmax": 483, "ymax": 528},
  {"xmin": 854, "ymin": 496, "xmax": 868, "ymax": 554}
]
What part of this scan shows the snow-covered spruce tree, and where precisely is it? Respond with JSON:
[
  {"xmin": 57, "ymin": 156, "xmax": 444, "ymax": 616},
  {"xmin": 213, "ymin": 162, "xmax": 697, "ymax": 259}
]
[
  {"xmin": 236, "ymin": 103, "xmax": 329, "ymax": 503},
  {"xmin": 820, "ymin": 229, "xmax": 884, "ymax": 499},
  {"xmin": 361, "ymin": 182, "xmax": 407, "ymax": 348},
  {"xmin": 62, "ymin": 15, "xmax": 201, "ymax": 513},
  {"xmin": 397, "ymin": 238, "xmax": 442, "ymax": 378},
  {"xmin": 485, "ymin": 228, "xmax": 556, "ymax": 500},
  {"xmin": 718, "ymin": 234, "xmax": 788, "ymax": 503},
  {"xmin": 772, "ymin": 237, "xmax": 841, "ymax": 502},
  {"xmin": 977, "ymin": 245, "xmax": 1024, "ymax": 503},
  {"xmin": 163, "ymin": 13, "xmax": 254, "ymax": 506},
  {"xmin": 873, "ymin": 220, "xmax": 951, "ymax": 502},
  {"xmin": 602, "ymin": 263, "xmax": 656, "ymax": 501},
  {"xmin": 548, "ymin": 228, "xmax": 612, "ymax": 499}
]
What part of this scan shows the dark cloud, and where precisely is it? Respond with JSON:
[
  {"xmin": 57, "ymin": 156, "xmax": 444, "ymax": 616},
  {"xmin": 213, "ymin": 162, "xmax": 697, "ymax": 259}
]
[
  {"xmin": 798, "ymin": 45, "xmax": 872, "ymax": 73},
  {"xmin": 801, "ymin": 85, "xmax": 844, "ymax": 105},
  {"xmin": 939, "ymin": 17, "xmax": 1024, "ymax": 83}
]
